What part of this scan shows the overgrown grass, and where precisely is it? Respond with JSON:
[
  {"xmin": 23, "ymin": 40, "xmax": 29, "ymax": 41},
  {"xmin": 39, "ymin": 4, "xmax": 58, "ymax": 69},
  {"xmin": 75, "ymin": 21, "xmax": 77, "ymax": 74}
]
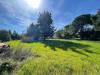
[{"xmin": 7, "ymin": 39, "xmax": 100, "ymax": 75}]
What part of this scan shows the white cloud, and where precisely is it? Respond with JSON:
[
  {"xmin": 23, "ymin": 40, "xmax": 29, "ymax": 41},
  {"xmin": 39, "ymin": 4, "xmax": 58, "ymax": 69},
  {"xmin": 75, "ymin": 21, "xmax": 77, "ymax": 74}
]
[{"xmin": 0, "ymin": 0, "xmax": 38, "ymax": 28}]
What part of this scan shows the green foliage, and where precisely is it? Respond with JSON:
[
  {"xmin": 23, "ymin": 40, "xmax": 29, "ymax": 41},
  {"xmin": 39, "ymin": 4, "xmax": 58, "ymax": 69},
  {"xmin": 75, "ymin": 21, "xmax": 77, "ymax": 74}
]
[
  {"xmin": 0, "ymin": 46, "xmax": 11, "ymax": 59},
  {"xmin": 72, "ymin": 14, "xmax": 92, "ymax": 33},
  {"xmin": 38, "ymin": 11, "xmax": 55, "ymax": 40},
  {"xmin": 25, "ymin": 11, "xmax": 55, "ymax": 41},
  {"xmin": 0, "ymin": 30, "xmax": 11, "ymax": 42},
  {"xmin": 0, "ymin": 42, "xmax": 39, "ymax": 75},
  {"xmin": 55, "ymin": 24, "xmax": 74, "ymax": 39},
  {"xmin": 91, "ymin": 9, "xmax": 100, "ymax": 31},
  {"xmin": 0, "ymin": 62, "xmax": 14, "ymax": 75},
  {"xmin": 96, "ymin": 9, "xmax": 100, "ymax": 16},
  {"xmin": 55, "ymin": 30, "xmax": 64, "ymax": 39},
  {"xmin": 63, "ymin": 24, "xmax": 75, "ymax": 38},
  {"xmin": 12, "ymin": 46, "xmax": 33, "ymax": 61},
  {"xmin": 57, "ymin": 14, "xmax": 94, "ymax": 39},
  {"xmin": 11, "ymin": 31, "xmax": 21, "ymax": 40},
  {"xmin": 26, "ymin": 23, "xmax": 41, "ymax": 41},
  {"xmin": 61, "ymin": 9, "xmax": 100, "ymax": 39}
]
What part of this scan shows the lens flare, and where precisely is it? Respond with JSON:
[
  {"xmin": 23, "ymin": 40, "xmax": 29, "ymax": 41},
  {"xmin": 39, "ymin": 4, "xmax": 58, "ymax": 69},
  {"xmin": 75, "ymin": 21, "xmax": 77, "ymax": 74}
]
[{"xmin": 25, "ymin": 0, "xmax": 41, "ymax": 9}]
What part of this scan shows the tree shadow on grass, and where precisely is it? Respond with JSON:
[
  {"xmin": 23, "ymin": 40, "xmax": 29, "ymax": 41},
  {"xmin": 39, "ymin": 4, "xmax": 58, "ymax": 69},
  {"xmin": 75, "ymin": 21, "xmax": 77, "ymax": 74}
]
[{"xmin": 41, "ymin": 40, "xmax": 98, "ymax": 56}]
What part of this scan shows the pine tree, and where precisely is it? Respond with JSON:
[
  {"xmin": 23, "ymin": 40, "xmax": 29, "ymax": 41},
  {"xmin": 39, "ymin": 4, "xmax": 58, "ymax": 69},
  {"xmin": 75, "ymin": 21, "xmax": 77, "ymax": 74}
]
[{"xmin": 37, "ymin": 11, "xmax": 55, "ymax": 40}]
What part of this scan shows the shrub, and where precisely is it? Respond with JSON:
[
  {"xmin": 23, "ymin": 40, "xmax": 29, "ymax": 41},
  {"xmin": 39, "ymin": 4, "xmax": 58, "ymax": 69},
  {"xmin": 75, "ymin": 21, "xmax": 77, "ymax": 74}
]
[
  {"xmin": 0, "ymin": 44, "xmax": 41, "ymax": 74},
  {"xmin": 21, "ymin": 36, "xmax": 34, "ymax": 43},
  {"xmin": 0, "ymin": 30, "xmax": 11, "ymax": 42},
  {"xmin": 0, "ymin": 46, "xmax": 11, "ymax": 59},
  {"xmin": 12, "ymin": 46, "xmax": 33, "ymax": 61},
  {"xmin": 11, "ymin": 31, "xmax": 21, "ymax": 40},
  {"xmin": 0, "ymin": 62, "xmax": 15, "ymax": 75}
]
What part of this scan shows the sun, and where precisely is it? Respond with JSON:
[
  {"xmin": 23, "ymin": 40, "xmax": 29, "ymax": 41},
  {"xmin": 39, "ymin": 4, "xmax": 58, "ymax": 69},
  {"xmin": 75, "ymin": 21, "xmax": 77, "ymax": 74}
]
[{"xmin": 25, "ymin": 0, "xmax": 41, "ymax": 9}]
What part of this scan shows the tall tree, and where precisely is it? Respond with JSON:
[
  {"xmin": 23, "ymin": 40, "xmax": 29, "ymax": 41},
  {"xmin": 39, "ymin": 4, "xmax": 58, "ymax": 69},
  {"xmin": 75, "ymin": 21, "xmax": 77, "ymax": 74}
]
[
  {"xmin": 37, "ymin": 11, "xmax": 55, "ymax": 40},
  {"xmin": 12, "ymin": 31, "xmax": 20, "ymax": 40},
  {"xmin": 96, "ymin": 9, "xmax": 100, "ymax": 16},
  {"xmin": 26, "ymin": 23, "xmax": 41, "ymax": 40},
  {"xmin": 63, "ymin": 25, "xmax": 74, "ymax": 39},
  {"xmin": 72, "ymin": 14, "xmax": 93, "ymax": 33},
  {"xmin": 55, "ymin": 30, "xmax": 64, "ymax": 39},
  {"xmin": 91, "ymin": 9, "xmax": 100, "ymax": 31}
]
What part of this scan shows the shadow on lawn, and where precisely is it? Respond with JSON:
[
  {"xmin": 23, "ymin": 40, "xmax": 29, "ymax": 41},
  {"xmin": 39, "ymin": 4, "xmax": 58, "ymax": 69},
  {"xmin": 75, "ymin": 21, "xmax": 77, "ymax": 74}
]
[{"xmin": 41, "ymin": 40, "xmax": 97, "ymax": 56}]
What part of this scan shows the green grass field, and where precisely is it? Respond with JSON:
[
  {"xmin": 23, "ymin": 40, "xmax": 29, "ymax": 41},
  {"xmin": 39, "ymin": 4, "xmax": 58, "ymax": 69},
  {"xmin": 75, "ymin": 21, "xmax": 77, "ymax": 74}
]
[{"xmin": 7, "ymin": 39, "xmax": 100, "ymax": 75}]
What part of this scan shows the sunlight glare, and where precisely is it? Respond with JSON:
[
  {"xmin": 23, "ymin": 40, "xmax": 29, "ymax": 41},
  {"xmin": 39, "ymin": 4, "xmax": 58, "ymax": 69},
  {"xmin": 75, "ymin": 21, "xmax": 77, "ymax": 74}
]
[{"xmin": 25, "ymin": 0, "xmax": 41, "ymax": 9}]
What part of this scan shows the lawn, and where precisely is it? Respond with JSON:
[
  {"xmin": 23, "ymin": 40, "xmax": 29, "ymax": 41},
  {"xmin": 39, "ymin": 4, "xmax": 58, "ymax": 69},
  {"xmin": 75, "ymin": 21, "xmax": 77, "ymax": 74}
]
[{"xmin": 7, "ymin": 39, "xmax": 100, "ymax": 75}]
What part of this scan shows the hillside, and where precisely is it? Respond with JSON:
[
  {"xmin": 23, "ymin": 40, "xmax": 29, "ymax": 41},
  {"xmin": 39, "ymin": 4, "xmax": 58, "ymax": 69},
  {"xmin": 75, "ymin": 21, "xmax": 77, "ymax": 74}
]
[{"xmin": 6, "ymin": 39, "xmax": 100, "ymax": 75}]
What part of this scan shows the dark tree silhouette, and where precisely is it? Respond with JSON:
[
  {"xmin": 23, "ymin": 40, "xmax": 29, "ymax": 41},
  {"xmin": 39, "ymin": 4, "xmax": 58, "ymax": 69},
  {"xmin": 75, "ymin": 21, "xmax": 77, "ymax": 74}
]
[
  {"xmin": 11, "ymin": 31, "xmax": 20, "ymax": 40},
  {"xmin": 37, "ymin": 11, "xmax": 55, "ymax": 40},
  {"xmin": 91, "ymin": 9, "xmax": 100, "ymax": 31},
  {"xmin": 26, "ymin": 23, "xmax": 41, "ymax": 40},
  {"xmin": 72, "ymin": 14, "xmax": 93, "ymax": 33}
]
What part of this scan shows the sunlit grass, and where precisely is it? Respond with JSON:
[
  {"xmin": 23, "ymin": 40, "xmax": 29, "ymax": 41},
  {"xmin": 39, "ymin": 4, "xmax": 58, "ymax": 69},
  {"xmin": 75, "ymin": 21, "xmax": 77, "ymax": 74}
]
[{"xmin": 7, "ymin": 39, "xmax": 100, "ymax": 75}]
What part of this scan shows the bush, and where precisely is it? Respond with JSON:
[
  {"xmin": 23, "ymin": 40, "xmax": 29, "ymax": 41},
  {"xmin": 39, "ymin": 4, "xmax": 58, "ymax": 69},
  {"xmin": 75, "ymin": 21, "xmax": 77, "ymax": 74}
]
[
  {"xmin": 0, "ymin": 62, "xmax": 15, "ymax": 75},
  {"xmin": 0, "ymin": 30, "xmax": 11, "ymax": 42},
  {"xmin": 13, "ymin": 47, "xmax": 33, "ymax": 61},
  {"xmin": 79, "ymin": 29, "xmax": 100, "ymax": 40},
  {"xmin": 0, "ymin": 43, "xmax": 40, "ymax": 61},
  {"xmin": 21, "ymin": 36, "xmax": 34, "ymax": 43},
  {"xmin": 0, "ymin": 44, "xmax": 41, "ymax": 74},
  {"xmin": 12, "ymin": 45, "xmax": 40, "ymax": 61},
  {"xmin": 11, "ymin": 31, "xmax": 21, "ymax": 40},
  {"xmin": 0, "ymin": 46, "xmax": 11, "ymax": 59}
]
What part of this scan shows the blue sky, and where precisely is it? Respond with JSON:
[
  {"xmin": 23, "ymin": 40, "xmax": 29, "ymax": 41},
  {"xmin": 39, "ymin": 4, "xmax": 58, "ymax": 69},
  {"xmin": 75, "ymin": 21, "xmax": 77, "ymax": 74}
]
[{"xmin": 0, "ymin": 0, "xmax": 100, "ymax": 33}]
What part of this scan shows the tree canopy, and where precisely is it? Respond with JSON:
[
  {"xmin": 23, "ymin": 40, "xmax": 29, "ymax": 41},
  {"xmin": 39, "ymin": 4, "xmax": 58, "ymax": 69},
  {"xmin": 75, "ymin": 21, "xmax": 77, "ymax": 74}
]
[
  {"xmin": 25, "ymin": 11, "xmax": 55, "ymax": 41},
  {"xmin": 0, "ymin": 30, "xmax": 11, "ymax": 42},
  {"xmin": 37, "ymin": 11, "xmax": 55, "ymax": 40}
]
